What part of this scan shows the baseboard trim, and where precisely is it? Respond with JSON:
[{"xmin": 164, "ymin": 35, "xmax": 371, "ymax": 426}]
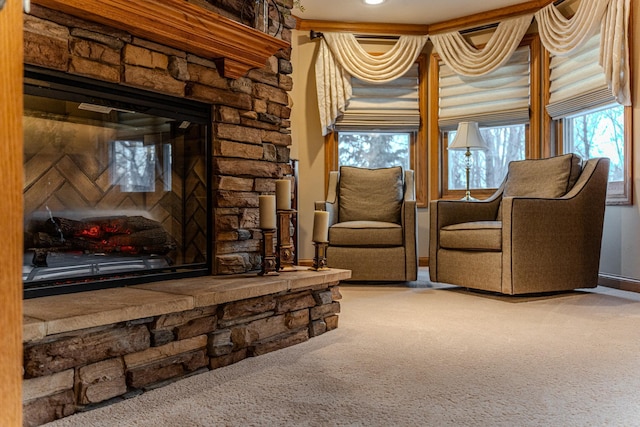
[
  {"xmin": 299, "ymin": 258, "xmax": 429, "ymax": 267},
  {"xmin": 599, "ymin": 273, "xmax": 640, "ymax": 293},
  {"xmin": 299, "ymin": 261, "xmax": 636, "ymax": 293},
  {"xmin": 299, "ymin": 258, "xmax": 429, "ymax": 268}
]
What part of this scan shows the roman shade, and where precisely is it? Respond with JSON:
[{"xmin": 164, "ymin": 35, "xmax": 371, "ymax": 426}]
[
  {"xmin": 438, "ymin": 46, "xmax": 530, "ymax": 130},
  {"xmin": 536, "ymin": 0, "xmax": 631, "ymax": 107},
  {"xmin": 546, "ymin": 33, "xmax": 616, "ymax": 119},
  {"xmin": 335, "ymin": 64, "xmax": 420, "ymax": 131}
]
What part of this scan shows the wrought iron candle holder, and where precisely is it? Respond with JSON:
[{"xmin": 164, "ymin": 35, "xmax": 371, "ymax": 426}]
[
  {"xmin": 309, "ymin": 241, "xmax": 329, "ymax": 271},
  {"xmin": 259, "ymin": 228, "xmax": 279, "ymax": 276},
  {"xmin": 277, "ymin": 209, "xmax": 297, "ymax": 272}
]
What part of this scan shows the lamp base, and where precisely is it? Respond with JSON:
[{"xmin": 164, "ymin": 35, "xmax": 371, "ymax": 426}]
[{"xmin": 460, "ymin": 193, "xmax": 479, "ymax": 201}]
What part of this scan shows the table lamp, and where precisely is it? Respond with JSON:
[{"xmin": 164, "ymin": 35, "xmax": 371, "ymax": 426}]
[{"xmin": 448, "ymin": 121, "xmax": 488, "ymax": 201}]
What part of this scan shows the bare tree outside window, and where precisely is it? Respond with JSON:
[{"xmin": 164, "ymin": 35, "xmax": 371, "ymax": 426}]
[
  {"xmin": 564, "ymin": 104, "xmax": 624, "ymax": 183},
  {"xmin": 338, "ymin": 132, "xmax": 411, "ymax": 170},
  {"xmin": 112, "ymin": 140, "xmax": 156, "ymax": 192},
  {"xmin": 448, "ymin": 125, "xmax": 526, "ymax": 190}
]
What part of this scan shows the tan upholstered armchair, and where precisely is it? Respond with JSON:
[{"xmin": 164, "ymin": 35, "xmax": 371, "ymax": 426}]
[
  {"xmin": 315, "ymin": 166, "xmax": 418, "ymax": 281},
  {"xmin": 429, "ymin": 154, "xmax": 610, "ymax": 295}
]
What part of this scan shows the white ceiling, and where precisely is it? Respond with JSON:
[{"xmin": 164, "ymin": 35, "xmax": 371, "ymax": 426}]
[{"xmin": 294, "ymin": 0, "xmax": 528, "ymax": 25}]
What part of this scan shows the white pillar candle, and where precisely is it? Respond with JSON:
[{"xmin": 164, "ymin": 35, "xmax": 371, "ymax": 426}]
[
  {"xmin": 259, "ymin": 195, "xmax": 276, "ymax": 229},
  {"xmin": 312, "ymin": 210, "xmax": 330, "ymax": 243},
  {"xmin": 275, "ymin": 179, "xmax": 291, "ymax": 210}
]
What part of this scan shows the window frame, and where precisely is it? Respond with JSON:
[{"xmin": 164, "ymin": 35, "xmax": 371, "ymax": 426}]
[
  {"xmin": 543, "ymin": 42, "xmax": 634, "ymax": 206},
  {"xmin": 324, "ymin": 54, "xmax": 429, "ymax": 207},
  {"xmin": 441, "ymin": 124, "xmax": 531, "ymax": 200},
  {"xmin": 429, "ymin": 35, "xmax": 541, "ymax": 201}
]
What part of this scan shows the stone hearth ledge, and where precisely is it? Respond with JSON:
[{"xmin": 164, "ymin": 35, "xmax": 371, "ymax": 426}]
[{"xmin": 23, "ymin": 267, "xmax": 351, "ymax": 342}]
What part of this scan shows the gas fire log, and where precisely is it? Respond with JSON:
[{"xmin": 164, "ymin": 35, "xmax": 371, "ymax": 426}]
[
  {"xmin": 29, "ymin": 215, "xmax": 176, "ymax": 261},
  {"xmin": 42, "ymin": 216, "xmax": 165, "ymax": 239},
  {"xmin": 31, "ymin": 231, "xmax": 176, "ymax": 254},
  {"xmin": 106, "ymin": 228, "xmax": 174, "ymax": 247}
]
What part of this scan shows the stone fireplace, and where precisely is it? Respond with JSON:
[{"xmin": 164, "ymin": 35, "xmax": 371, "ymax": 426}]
[
  {"xmin": 22, "ymin": 0, "xmax": 295, "ymax": 297},
  {"xmin": 23, "ymin": 67, "xmax": 211, "ymax": 297},
  {"xmin": 20, "ymin": 2, "xmax": 351, "ymax": 426}
]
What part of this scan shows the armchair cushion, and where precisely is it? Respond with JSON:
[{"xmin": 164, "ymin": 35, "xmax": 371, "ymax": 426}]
[
  {"xmin": 498, "ymin": 154, "xmax": 582, "ymax": 219},
  {"xmin": 504, "ymin": 153, "xmax": 582, "ymax": 199},
  {"xmin": 440, "ymin": 221, "xmax": 502, "ymax": 251},
  {"xmin": 338, "ymin": 166, "xmax": 403, "ymax": 224},
  {"xmin": 329, "ymin": 221, "xmax": 403, "ymax": 247}
]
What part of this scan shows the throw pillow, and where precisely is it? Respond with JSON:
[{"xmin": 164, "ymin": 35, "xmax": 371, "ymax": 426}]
[
  {"xmin": 497, "ymin": 153, "xmax": 582, "ymax": 219},
  {"xmin": 338, "ymin": 166, "xmax": 403, "ymax": 224},
  {"xmin": 503, "ymin": 153, "xmax": 582, "ymax": 198}
]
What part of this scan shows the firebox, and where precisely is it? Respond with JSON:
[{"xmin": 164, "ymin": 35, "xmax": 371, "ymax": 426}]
[{"xmin": 23, "ymin": 67, "xmax": 211, "ymax": 298}]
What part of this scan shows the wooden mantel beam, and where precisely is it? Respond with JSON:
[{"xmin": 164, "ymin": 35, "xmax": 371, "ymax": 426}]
[{"xmin": 31, "ymin": 0, "xmax": 290, "ymax": 79}]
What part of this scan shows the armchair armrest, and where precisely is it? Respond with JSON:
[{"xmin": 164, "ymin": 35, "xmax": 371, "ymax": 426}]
[
  {"xmin": 500, "ymin": 158, "xmax": 609, "ymax": 293},
  {"xmin": 314, "ymin": 170, "xmax": 340, "ymax": 226},
  {"xmin": 430, "ymin": 196, "xmax": 501, "ymax": 229},
  {"xmin": 404, "ymin": 170, "xmax": 416, "ymax": 202},
  {"xmin": 402, "ymin": 198, "xmax": 418, "ymax": 280},
  {"xmin": 429, "ymin": 194, "xmax": 502, "ymax": 282},
  {"xmin": 314, "ymin": 200, "xmax": 338, "ymax": 226}
]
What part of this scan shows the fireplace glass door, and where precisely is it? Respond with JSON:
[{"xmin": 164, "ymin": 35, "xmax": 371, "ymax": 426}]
[{"xmin": 23, "ymin": 68, "xmax": 210, "ymax": 298}]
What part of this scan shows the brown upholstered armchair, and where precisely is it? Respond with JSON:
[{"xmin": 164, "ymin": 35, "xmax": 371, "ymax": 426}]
[
  {"xmin": 429, "ymin": 154, "xmax": 610, "ymax": 295},
  {"xmin": 315, "ymin": 166, "xmax": 418, "ymax": 281}
]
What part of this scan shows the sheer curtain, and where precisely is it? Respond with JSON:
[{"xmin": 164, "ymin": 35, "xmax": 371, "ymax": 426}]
[
  {"xmin": 315, "ymin": 40, "xmax": 352, "ymax": 136},
  {"xmin": 599, "ymin": 0, "xmax": 631, "ymax": 105}
]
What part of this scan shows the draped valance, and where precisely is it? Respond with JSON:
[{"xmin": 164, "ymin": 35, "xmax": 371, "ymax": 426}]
[
  {"xmin": 316, "ymin": 34, "xmax": 427, "ymax": 135},
  {"xmin": 430, "ymin": 14, "xmax": 532, "ymax": 77},
  {"xmin": 314, "ymin": 0, "xmax": 631, "ymax": 134}
]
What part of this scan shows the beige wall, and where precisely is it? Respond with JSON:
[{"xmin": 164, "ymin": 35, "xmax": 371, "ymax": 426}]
[
  {"xmin": 292, "ymin": 9, "xmax": 640, "ymax": 281},
  {"xmin": 290, "ymin": 30, "xmax": 325, "ymax": 261},
  {"xmin": 599, "ymin": 2, "xmax": 640, "ymax": 281}
]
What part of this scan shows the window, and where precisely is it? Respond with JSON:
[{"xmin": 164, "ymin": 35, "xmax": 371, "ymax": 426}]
[
  {"xmin": 544, "ymin": 31, "xmax": 632, "ymax": 205},
  {"xmin": 112, "ymin": 140, "xmax": 157, "ymax": 192},
  {"xmin": 447, "ymin": 124, "xmax": 526, "ymax": 191},
  {"xmin": 112, "ymin": 140, "xmax": 173, "ymax": 193},
  {"xmin": 338, "ymin": 131, "xmax": 411, "ymax": 171},
  {"xmin": 561, "ymin": 104, "xmax": 631, "ymax": 204},
  {"xmin": 431, "ymin": 37, "xmax": 539, "ymax": 200}
]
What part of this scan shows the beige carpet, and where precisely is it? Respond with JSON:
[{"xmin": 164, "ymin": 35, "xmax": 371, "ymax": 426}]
[{"xmin": 45, "ymin": 270, "xmax": 640, "ymax": 426}]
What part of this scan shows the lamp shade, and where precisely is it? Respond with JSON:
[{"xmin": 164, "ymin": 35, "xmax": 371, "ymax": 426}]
[{"xmin": 448, "ymin": 122, "xmax": 488, "ymax": 151}]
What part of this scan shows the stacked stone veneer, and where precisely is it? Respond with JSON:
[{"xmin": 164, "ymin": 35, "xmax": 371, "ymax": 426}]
[
  {"xmin": 23, "ymin": 284, "xmax": 341, "ymax": 426},
  {"xmin": 24, "ymin": 0, "xmax": 296, "ymax": 275}
]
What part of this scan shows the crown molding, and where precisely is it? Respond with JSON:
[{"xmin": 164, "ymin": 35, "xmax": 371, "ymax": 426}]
[
  {"xmin": 296, "ymin": 18, "xmax": 429, "ymax": 36},
  {"xmin": 295, "ymin": 0, "xmax": 552, "ymax": 36}
]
